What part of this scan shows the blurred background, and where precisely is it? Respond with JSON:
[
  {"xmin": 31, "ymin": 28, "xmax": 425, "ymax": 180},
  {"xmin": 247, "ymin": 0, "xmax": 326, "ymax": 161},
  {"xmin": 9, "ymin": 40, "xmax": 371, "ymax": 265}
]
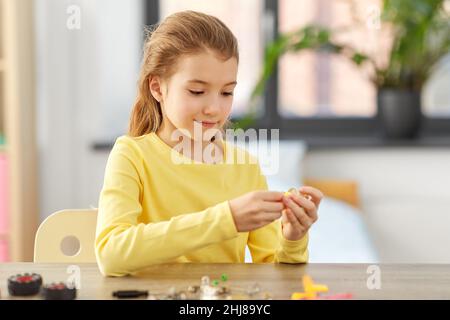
[{"xmin": 0, "ymin": 0, "xmax": 449, "ymax": 263}]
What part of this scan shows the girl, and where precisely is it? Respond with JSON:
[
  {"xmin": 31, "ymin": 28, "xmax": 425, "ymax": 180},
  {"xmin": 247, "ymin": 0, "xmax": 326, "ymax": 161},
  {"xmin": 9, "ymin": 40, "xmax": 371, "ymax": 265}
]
[{"xmin": 95, "ymin": 10, "xmax": 323, "ymax": 277}]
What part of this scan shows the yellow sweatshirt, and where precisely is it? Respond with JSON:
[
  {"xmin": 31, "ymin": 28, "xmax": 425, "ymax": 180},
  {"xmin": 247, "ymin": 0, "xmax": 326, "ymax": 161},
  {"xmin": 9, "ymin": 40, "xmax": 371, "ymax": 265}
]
[{"xmin": 95, "ymin": 132, "xmax": 308, "ymax": 276}]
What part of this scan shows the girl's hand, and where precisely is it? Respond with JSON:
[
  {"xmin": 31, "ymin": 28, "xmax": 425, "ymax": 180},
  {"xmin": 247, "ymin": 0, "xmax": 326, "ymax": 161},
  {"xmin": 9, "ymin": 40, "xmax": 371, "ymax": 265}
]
[
  {"xmin": 229, "ymin": 191, "xmax": 285, "ymax": 232},
  {"xmin": 281, "ymin": 186, "xmax": 323, "ymax": 241}
]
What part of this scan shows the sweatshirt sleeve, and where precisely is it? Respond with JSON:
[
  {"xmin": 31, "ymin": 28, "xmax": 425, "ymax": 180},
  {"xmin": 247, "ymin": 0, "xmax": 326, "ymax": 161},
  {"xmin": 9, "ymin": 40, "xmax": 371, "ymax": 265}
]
[
  {"xmin": 95, "ymin": 138, "xmax": 239, "ymax": 277},
  {"xmin": 247, "ymin": 166, "xmax": 309, "ymax": 264}
]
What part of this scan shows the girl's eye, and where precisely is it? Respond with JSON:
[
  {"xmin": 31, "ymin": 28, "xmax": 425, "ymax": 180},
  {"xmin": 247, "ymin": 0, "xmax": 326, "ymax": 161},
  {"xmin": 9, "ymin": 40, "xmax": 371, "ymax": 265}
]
[
  {"xmin": 189, "ymin": 90, "xmax": 204, "ymax": 95},
  {"xmin": 188, "ymin": 90, "xmax": 233, "ymax": 96}
]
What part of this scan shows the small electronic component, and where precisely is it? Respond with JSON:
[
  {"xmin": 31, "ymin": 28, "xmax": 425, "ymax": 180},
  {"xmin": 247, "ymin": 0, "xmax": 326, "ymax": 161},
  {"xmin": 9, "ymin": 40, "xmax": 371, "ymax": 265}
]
[
  {"xmin": 284, "ymin": 187, "xmax": 313, "ymax": 201},
  {"xmin": 200, "ymin": 276, "xmax": 222, "ymax": 300},
  {"xmin": 8, "ymin": 273, "xmax": 43, "ymax": 296},
  {"xmin": 41, "ymin": 282, "xmax": 77, "ymax": 300},
  {"xmin": 112, "ymin": 290, "xmax": 149, "ymax": 299},
  {"xmin": 142, "ymin": 275, "xmax": 271, "ymax": 300}
]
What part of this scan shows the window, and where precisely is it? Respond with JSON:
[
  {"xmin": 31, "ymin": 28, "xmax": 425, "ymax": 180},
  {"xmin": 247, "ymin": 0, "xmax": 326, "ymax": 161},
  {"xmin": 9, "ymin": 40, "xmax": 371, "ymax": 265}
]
[
  {"xmin": 279, "ymin": 0, "xmax": 377, "ymax": 118},
  {"xmin": 146, "ymin": 0, "xmax": 450, "ymax": 139},
  {"xmin": 423, "ymin": 55, "xmax": 450, "ymax": 118},
  {"xmin": 279, "ymin": 0, "xmax": 450, "ymax": 122}
]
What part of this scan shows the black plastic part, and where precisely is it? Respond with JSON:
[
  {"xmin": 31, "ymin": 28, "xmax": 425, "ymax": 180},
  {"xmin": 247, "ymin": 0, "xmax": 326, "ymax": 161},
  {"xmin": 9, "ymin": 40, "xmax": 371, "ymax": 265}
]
[
  {"xmin": 8, "ymin": 273, "xmax": 43, "ymax": 296},
  {"xmin": 41, "ymin": 283, "xmax": 77, "ymax": 300},
  {"xmin": 112, "ymin": 290, "xmax": 149, "ymax": 299}
]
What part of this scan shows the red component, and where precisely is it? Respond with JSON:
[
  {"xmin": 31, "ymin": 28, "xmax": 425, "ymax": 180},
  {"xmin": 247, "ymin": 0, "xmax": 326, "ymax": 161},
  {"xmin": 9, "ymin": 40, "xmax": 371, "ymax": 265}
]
[
  {"xmin": 321, "ymin": 293, "xmax": 353, "ymax": 300},
  {"xmin": 50, "ymin": 283, "xmax": 67, "ymax": 290},
  {"xmin": 16, "ymin": 276, "xmax": 34, "ymax": 283}
]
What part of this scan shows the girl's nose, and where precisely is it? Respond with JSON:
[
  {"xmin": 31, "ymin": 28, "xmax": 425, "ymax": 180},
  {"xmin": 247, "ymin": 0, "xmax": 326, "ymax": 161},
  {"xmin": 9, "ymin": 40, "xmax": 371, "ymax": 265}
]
[
  {"xmin": 203, "ymin": 106, "xmax": 220, "ymax": 116},
  {"xmin": 203, "ymin": 97, "xmax": 222, "ymax": 115}
]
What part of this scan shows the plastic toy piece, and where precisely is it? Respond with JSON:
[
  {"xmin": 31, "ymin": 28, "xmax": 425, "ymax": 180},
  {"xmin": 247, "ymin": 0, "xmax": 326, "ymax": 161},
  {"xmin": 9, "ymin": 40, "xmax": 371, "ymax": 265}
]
[
  {"xmin": 291, "ymin": 275, "xmax": 352, "ymax": 300},
  {"xmin": 41, "ymin": 282, "xmax": 77, "ymax": 300},
  {"xmin": 200, "ymin": 276, "xmax": 222, "ymax": 300},
  {"xmin": 113, "ymin": 290, "xmax": 149, "ymax": 299},
  {"xmin": 8, "ymin": 273, "xmax": 43, "ymax": 296},
  {"xmin": 143, "ymin": 276, "xmax": 270, "ymax": 300},
  {"xmin": 319, "ymin": 293, "xmax": 353, "ymax": 300},
  {"xmin": 285, "ymin": 188, "xmax": 313, "ymax": 201},
  {"xmin": 292, "ymin": 292, "xmax": 353, "ymax": 300},
  {"xmin": 291, "ymin": 291, "xmax": 317, "ymax": 300},
  {"xmin": 246, "ymin": 283, "xmax": 261, "ymax": 295},
  {"xmin": 302, "ymin": 275, "xmax": 329, "ymax": 293},
  {"xmin": 284, "ymin": 188, "xmax": 299, "ymax": 197}
]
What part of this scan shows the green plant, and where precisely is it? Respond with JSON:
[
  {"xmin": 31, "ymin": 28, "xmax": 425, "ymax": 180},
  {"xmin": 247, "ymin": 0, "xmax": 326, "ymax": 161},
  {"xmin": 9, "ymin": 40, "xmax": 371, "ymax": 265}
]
[
  {"xmin": 239, "ymin": 0, "xmax": 450, "ymax": 128},
  {"xmin": 378, "ymin": 0, "xmax": 450, "ymax": 89}
]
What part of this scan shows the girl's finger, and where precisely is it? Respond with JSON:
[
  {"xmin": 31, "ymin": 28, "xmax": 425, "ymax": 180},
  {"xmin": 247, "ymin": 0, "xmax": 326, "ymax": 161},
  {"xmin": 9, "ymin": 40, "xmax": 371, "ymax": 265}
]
[
  {"xmin": 262, "ymin": 211, "xmax": 282, "ymax": 222},
  {"xmin": 283, "ymin": 196, "xmax": 312, "ymax": 228},
  {"xmin": 259, "ymin": 191, "xmax": 284, "ymax": 201},
  {"xmin": 289, "ymin": 194, "xmax": 318, "ymax": 222},
  {"xmin": 285, "ymin": 208, "xmax": 304, "ymax": 230},
  {"xmin": 281, "ymin": 210, "xmax": 289, "ymax": 224},
  {"xmin": 289, "ymin": 194, "xmax": 315, "ymax": 212},
  {"xmin": 262, "ymin": 201, "xmax": 285, "ymax": 212},
  {"xmin": 299, "ymin": 186, "xmax": 324, "ymax": 206}
]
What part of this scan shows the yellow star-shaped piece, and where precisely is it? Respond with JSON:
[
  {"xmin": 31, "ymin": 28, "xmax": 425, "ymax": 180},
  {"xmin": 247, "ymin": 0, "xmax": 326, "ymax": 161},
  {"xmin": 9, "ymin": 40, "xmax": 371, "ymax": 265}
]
[
  {"xmin": 291, "ymin": 275, "xmax": 329, "ymax": 300},
  {"xmin": 303, "ymin": 275, "xmax": 329, "ymax": 293},
  {"xmin": 291, "ymin": 291, "xmax": 317, "ymax": 300}
]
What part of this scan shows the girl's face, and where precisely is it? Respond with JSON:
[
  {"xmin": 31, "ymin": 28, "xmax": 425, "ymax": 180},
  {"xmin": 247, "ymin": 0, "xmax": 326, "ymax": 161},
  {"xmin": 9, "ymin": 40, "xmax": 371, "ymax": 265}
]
[{"xmin": 151, "ymin": 49, "xmax": 238, "ymax": 142}]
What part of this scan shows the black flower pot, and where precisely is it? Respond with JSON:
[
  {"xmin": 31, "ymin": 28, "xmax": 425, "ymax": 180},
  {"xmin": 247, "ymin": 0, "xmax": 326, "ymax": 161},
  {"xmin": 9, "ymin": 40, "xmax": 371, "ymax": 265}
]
[{"xmin": 377, "ymin": 89, "xmax": 422, "ymax": 139}]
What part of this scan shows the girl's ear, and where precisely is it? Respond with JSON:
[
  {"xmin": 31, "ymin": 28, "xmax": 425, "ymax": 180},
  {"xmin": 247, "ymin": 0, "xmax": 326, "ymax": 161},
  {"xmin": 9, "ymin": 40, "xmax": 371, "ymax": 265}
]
[{"xmin": 149, "ymin": 75, "xmax": 163, "ymax": 102}]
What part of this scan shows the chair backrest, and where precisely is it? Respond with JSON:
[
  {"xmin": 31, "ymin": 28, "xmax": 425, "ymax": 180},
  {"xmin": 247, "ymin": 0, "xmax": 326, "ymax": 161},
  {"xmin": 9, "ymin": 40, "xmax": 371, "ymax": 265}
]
[{"xmin": 34, "ymin": 209, "xmax": 97, "ymax": 263}]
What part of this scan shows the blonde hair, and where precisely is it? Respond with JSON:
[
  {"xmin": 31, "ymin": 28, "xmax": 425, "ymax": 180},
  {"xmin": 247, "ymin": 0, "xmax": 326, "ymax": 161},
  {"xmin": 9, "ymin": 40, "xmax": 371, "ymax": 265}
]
[{"xmin": 128, "ymin": 10, "xmax": 239, "ymax": 137}]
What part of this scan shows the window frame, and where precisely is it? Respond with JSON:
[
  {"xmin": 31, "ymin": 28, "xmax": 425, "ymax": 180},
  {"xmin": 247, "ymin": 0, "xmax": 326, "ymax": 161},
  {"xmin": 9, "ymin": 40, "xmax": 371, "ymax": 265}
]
[{"xmin": 145, "ymin": 0, "xmax": 450, "ymax": 140}]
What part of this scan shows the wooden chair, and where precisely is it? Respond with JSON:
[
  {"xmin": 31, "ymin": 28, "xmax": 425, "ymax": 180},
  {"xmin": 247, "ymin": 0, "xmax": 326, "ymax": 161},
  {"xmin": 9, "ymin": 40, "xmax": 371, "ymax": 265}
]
[{"xmin": 34, "ymin": 209, "xmax": 97, "ymax": 263}]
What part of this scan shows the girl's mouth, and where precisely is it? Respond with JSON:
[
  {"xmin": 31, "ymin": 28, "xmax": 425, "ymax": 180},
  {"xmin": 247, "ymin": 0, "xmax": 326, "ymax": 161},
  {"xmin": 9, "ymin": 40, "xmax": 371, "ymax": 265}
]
[{"xmin": 194, "ymin": 120, "xmax": 218, "ymax": 128}]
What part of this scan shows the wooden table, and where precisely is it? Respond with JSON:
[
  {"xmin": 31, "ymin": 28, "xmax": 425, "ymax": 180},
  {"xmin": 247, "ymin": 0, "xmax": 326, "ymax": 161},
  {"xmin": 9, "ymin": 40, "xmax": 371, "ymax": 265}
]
[{"xmin": 1, "ymin": 263, "xmax": 450, "ymax": 300}]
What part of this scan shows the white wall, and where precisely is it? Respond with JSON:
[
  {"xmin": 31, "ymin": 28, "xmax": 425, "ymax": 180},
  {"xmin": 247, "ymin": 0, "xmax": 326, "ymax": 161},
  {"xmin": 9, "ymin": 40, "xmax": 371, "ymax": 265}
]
[
  {"xmin": 304, "ymin": 148, "xmax": 450, "ymax": 263},
  {"xmin": 35, "ymin": 0, "xmax": 142, "ymax": 221}
]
